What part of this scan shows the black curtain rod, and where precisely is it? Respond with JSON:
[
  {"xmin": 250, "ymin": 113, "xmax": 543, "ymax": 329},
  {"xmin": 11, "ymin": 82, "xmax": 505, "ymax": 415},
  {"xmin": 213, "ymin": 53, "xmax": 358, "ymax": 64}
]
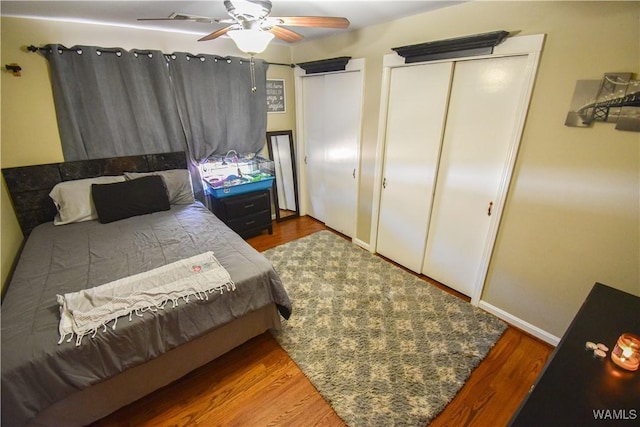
[{"xmin": 27, "ymin": 45, "xmax": 295, "ymax": 68}]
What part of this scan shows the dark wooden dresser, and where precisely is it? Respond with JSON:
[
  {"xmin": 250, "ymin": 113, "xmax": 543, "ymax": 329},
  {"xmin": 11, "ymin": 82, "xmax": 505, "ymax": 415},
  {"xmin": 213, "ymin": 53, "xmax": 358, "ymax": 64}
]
[
  {"xmin": 209, "ymin": 189, "xmax": 273, "ymax": 238},
  {"xmin": 510, "ymin": 282, "xmax": 640, "ymax": 426}
]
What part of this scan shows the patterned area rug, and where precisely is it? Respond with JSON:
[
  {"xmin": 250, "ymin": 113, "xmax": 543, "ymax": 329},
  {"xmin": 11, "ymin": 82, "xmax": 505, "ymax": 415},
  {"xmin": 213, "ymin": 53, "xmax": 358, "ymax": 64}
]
[{"xmin": 264, "ymin": 230, "xmax": 507, "ymax": 427}]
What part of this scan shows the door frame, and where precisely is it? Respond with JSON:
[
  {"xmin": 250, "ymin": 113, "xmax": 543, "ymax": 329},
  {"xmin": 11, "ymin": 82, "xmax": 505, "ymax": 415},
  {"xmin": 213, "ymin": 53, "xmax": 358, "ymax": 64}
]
[
  {"xmin": 370, "ymin": 34, "xmax": 545, "ymax": 305},
  {"xmin": 294, "ymin": 58, "xmax": 366, "ymax": 240}
]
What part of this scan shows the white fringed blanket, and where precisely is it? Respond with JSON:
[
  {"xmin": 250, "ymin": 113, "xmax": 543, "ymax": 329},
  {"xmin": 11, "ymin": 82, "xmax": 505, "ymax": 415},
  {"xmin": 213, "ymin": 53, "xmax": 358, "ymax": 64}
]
[{"xmin": 57, "ymin": 251, "xmax": 235, "ymax": 346}]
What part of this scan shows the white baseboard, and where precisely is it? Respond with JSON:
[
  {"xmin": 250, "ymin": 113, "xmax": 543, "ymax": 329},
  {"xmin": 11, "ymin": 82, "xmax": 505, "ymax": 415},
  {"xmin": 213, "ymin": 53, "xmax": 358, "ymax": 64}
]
[
  {"xmin": 352, "ymin": 237, "xmax": 371, "ymax": 252},
  {"xmin": 478, "ymin": 300, "xmax": 560, "ymax": 346}
]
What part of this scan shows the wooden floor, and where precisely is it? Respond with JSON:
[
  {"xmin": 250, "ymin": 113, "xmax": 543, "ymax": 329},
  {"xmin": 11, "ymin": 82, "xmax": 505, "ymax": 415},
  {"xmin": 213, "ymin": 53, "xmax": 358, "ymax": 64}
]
[{"xmin": 95, "ymin": 216, "xmax": 552, "ymax": 427}]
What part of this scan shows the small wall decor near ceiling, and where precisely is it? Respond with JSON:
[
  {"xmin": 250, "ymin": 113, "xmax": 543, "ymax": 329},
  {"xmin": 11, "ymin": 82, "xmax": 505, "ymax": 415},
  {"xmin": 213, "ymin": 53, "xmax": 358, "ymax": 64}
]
[
  {"xmin": 565, "ymin": 72, "xmax": 640, "ymax": 132},
  {"xmin": 5, "ymin": 63, "xmax": 22, "ymax": 76}
]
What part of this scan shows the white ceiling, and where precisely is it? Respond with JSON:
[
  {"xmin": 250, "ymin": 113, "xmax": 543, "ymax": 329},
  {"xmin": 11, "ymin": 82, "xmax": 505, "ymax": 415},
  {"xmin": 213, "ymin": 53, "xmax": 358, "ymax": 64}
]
[{"xmin": 1, "ymin": 1, "xmax": 463, "ymax": 44}]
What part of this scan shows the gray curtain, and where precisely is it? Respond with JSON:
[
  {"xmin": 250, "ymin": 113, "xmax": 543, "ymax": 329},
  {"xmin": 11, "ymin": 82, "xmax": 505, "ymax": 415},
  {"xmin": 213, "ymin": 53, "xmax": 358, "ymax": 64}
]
[
  {"xmin": 41, "ymin": 45, "xmax": 269, "ymax": 203},
  {"xmin": 42, "ymin": 45, "xmax": 187, "ymax": 160},
  {"xmin": 168, "ymin": 53, "xmax": 269, "ymax": 160}
]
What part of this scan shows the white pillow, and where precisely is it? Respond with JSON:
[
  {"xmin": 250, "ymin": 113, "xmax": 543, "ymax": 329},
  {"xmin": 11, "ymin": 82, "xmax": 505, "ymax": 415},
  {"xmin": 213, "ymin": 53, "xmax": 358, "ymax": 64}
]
[
  {"xmin": 49, "ymin": 176, "xmax": 126, "ymax": 225},
  {"xmin": 124, "ymin": 169, "xmax": 194, "ymax": 205}
]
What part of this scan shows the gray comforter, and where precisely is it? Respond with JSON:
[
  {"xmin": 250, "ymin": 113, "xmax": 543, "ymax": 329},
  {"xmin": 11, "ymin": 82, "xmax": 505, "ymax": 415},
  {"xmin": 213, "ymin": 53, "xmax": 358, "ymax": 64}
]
[{"xmin": 1, "ymin": 202, "xmax": 291, "ymax": 426}]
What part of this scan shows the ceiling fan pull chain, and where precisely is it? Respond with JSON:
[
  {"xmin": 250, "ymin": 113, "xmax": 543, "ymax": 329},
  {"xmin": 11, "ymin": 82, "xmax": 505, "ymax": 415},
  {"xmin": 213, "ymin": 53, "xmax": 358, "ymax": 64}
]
[{"xmin": 250, "ymin": 55, "xmax": 257, "ymax": 93}]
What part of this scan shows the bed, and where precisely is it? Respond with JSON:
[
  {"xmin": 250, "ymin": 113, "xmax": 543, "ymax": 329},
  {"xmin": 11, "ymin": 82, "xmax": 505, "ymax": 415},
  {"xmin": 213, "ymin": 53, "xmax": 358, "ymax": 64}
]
[{"xmin": 1, "ymin": 152, "xmax": 291, "ymax": 427}]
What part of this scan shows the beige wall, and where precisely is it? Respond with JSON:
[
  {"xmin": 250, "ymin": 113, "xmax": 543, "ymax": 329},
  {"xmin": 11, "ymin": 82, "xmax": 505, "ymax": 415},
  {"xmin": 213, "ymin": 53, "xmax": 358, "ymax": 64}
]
[
  {"xmin": 0, "ymin": 16, "xmax": 295, "ymax": 289},
  {"xmin": 290, "ymin": 1, "xmax": 639, "ymax": 339},
  {"xmin": 1, "ymin": 1, "xmax": 638, "ymax": 340}
]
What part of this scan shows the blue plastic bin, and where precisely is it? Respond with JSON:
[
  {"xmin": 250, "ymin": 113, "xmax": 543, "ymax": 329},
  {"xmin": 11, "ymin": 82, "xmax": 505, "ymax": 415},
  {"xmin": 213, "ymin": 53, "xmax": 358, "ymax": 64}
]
[{"xmin": 207, "ymin": 176, "xmax": 274, "ymax": 199}]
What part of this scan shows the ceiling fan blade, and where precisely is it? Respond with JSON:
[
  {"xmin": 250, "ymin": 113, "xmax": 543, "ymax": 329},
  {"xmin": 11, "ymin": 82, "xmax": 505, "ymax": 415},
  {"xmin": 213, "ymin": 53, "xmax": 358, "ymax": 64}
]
[
  {"xmin": 269, "ymin": 25, "xmax": 305, "ymax": 43},
  {"xmin": 198, "ymin": 26, "xmax": 234, "ymax": 42},
  {"xmin": 137, "ymin": 13, "xmax": 226, "ymax": 24},
  {"xmin": 137, "ymin": 18, "xmax": 182, "ymax": 21},
  {"xmin": 271, "ymin": 16, "xmax": 350, "ymax": 28}
]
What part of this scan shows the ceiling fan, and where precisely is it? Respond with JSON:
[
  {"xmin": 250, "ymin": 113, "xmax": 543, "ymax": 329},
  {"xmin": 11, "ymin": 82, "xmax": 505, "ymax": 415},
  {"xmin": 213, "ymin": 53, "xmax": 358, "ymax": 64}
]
[{"xmin": 139, "ymin": 0, "xmax": 350, "ymax": 54}]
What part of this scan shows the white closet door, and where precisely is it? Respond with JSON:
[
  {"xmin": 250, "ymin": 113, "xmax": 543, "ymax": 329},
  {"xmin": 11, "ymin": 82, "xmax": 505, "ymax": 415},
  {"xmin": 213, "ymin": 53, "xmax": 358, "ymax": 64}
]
[
  {"xmin": 301, "ymin": 75, "xmax": 326, "ymax": 222},
  {"xmin": 323, "ymin": 71, "xmax": 362, "ymax": 237},
  {"xmin": 376, "ymin": 62, "xmax": 453, "ymax": 272},
  {"xmin": 422, "ymin": 55, "xmax": 529, "ymax": 296}
]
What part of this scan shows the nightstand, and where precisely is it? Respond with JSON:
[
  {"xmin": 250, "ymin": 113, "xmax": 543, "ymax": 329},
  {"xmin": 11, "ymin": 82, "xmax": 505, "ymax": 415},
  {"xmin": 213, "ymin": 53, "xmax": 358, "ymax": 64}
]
[{"xmin": 209, "ymin": 189, "xmax": 273, "ymax": 238}]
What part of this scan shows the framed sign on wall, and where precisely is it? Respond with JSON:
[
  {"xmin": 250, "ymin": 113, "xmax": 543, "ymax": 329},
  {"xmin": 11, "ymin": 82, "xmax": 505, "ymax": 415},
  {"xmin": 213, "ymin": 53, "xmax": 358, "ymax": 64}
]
[{"xmin": 266, "ymin": 79, "xmax": 286, "ymax": 113}]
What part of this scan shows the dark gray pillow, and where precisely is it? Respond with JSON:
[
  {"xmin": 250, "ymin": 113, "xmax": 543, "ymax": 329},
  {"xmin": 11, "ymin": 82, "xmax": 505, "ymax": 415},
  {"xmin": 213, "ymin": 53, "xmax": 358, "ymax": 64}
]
[
  {"xmin": 124, "ymin": 169, "xmax": 194, "ymax": 204},
  {"xmin": 91, "ymin": 175, "xmax": 170, "ymax": 224}
]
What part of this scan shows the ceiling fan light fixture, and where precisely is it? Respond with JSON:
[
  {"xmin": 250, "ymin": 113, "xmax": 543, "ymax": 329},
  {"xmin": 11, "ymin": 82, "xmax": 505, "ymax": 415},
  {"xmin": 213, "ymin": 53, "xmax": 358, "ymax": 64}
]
[
  {"xmin": 226, "ymin": 0, "xmax": 271, "ymax": 19},
  {"xmin": 228, "ymin": 29, "xmax": 274, "ymax": 54}
]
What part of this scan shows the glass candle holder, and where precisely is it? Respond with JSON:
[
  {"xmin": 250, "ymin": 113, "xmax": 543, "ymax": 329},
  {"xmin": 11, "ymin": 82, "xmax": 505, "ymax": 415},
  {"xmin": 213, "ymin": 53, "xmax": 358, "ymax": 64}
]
[{"xmin": 610, "ymin": 333, "xmax": 640, "ymax": 371}]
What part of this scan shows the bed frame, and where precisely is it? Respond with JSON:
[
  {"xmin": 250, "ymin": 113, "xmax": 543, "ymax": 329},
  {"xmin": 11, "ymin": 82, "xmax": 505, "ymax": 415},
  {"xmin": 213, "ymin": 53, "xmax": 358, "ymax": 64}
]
[
  {"xmin": 2, "ymin": 152, "xmax": 282, "ymax": 426},
  {"xmin": 32, "ymin": 305, "xmax": 280, "ymax": 426},
  {"xmin": 2, "ymin": 151, "xmax": 187, "ymax": 237}
]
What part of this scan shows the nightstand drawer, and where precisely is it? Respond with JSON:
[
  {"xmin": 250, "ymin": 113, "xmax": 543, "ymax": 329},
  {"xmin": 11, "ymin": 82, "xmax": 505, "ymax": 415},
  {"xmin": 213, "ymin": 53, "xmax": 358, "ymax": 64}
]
[
  {"xmin": 226, "ymin": 209, "xmax": 271, "ymax": 232},
  {"xmin": 208, "ymin": 189, "xmax": 273, "ymax": 239},
  {"xmin": 223, "ymin": 191, "xmax": 270, "ymax": 217}
]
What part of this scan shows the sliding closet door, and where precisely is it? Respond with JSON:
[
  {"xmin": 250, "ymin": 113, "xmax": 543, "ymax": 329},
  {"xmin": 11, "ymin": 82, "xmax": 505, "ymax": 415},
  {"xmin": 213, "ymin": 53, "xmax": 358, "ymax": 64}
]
[
  {"xmin": 323, "ymin": 71, "xmax": 362, "ymax": 237},
  {"xmin": 299, "ymin": 68, "xmax": 363, "ymax": 238},
  {"xmin": 301, "ymin": 75, "xmax": 327, "ymax": 222},
  {"xmin": 422, "ymin": 55, "xmax": 530, "ymax": 296},
  {"xmin": 376, "ymin": 62, "xmax": 453, "ymax": 272}
]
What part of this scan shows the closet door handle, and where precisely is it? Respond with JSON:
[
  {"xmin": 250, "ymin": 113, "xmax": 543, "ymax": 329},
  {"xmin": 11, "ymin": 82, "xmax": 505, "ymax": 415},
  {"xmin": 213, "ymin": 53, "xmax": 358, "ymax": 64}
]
[
  {"xmin": 487, "ymin": 201, "xmax": 493, "ymax": 216},
  {"xmin": 353, "ymin": 169, "xmax": 356, "ymax": 179},
  {"xmin": 383, "ymin": 177, "xmax": 387, "ymax": 189}
]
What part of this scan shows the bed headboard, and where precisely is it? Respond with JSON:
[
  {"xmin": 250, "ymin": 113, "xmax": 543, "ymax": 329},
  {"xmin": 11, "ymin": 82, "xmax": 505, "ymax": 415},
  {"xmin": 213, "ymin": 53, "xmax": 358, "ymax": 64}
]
[{"xmin": 2, "ymin": 152, "xmax": 188, "ymax": 236}]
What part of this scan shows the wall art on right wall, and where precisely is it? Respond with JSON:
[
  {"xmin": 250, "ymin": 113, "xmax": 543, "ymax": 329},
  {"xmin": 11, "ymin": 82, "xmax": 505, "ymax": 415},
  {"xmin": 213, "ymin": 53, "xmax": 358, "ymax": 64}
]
[
  {"xmin": 615, "ymin": 79, "xmax": 640, "ymax": 132},
  {"xmin": 565, "ymin": 72, "xmax": 639, "ymax": 132}
]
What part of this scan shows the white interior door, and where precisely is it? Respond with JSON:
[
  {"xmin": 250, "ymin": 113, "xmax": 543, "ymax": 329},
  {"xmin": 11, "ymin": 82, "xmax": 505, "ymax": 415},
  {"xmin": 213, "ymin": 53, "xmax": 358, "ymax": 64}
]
[
  {"xmin": 301, "ymin": 75, "xmax": 326, "ymax": 222},
  {"xmin": 323, "ymin": 71, "xmax": 362, "ymax": 237},
  {"xmin": 376, "ymin": 62, "xmax": 453, "ymax": 272},
  {"xmin": 299, "ymin": 66, "xmax": 363, "ymax": 238},
  {"xmin": 422, "ymin": 55, "xmax": 530, "ymax": 296}
]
